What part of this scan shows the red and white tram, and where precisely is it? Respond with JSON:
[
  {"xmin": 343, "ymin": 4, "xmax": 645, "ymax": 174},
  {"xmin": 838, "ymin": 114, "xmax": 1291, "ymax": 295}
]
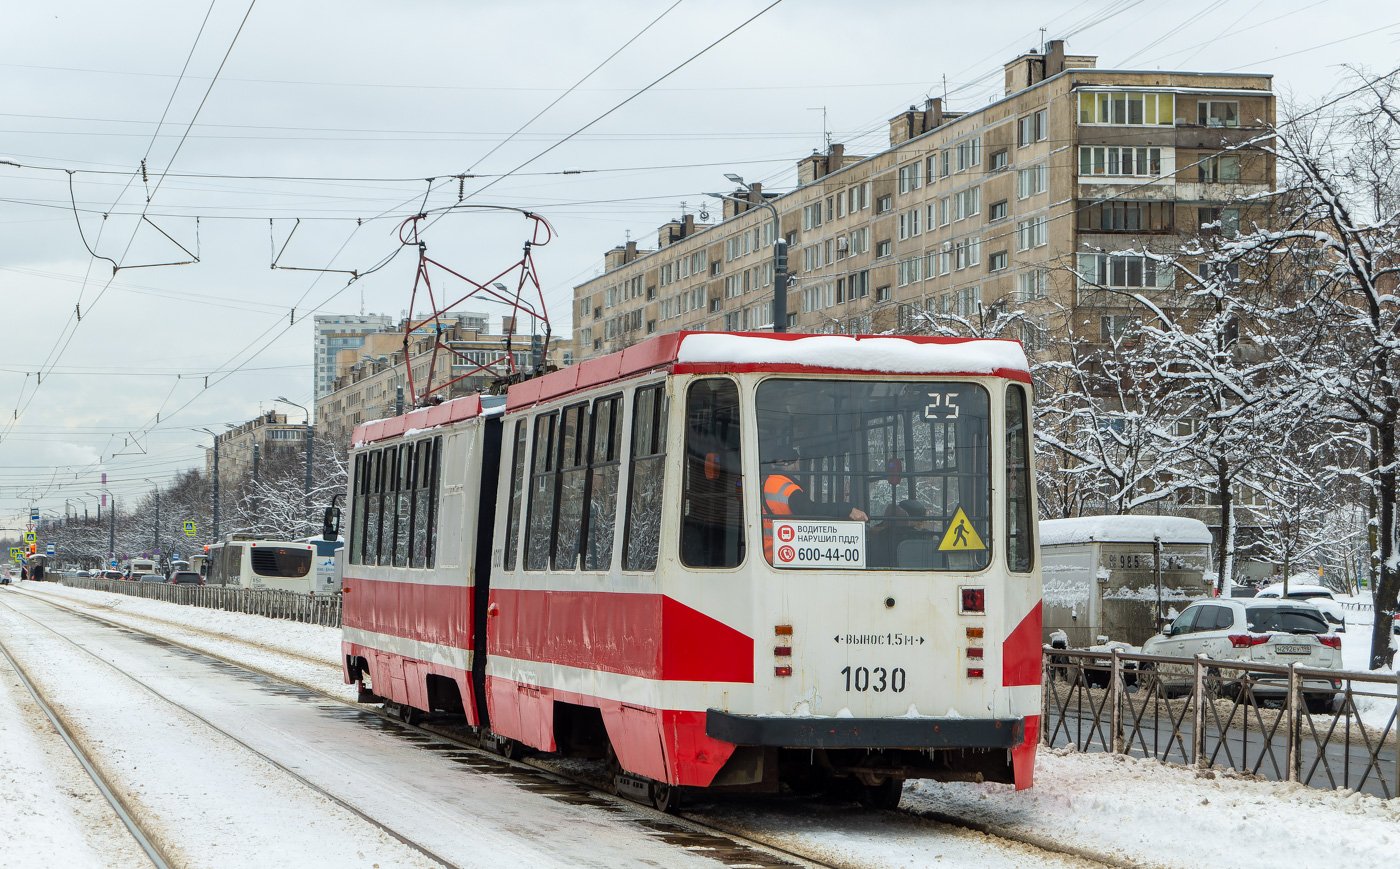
[{"xmin": 341, "ymin": 331, "xmax": 1041, "ymax": 808}]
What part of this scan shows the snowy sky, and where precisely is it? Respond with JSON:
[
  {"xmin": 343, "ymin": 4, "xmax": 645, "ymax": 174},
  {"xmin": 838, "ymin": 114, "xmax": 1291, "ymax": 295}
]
[{"xmin": 1, "ymin": 0, "xmax": 1397, "ymax": 526}]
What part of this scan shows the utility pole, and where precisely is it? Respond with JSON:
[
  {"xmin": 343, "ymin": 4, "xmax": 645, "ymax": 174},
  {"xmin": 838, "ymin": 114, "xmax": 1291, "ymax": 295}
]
[
  {"xmin": 145, "ymin": 479, "xmax": 160, "ymax": 562},
  {"xmin": 196, "ymin": 428, "xmax": 221, "ymax": 541},
  {"xmin": 108, "ymin": 495, "xmax": 115, "ymax": 566}
]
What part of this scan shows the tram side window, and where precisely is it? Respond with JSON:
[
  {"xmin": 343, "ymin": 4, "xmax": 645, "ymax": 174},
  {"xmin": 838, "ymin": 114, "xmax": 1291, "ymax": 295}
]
[
  {"xmin": 583, "ymin": 395, "xmax": 622, "ymax": 571},
  {"xmin": 411, "ymin": 438, "xmax": 439, "ymax": 569},
  {"xmin": 396, "ymin": 445, "xmax": 415, "ymax": 567},
  {"xmin": 504, "ymin": 421, "xmax": 527, "ymax": 571},
  {"xmin": 525, "ymin": 412, "xmax": 559, "ymax": 570},
  {"xmin": 1005, "ymin": 385, "xmax": 1034, "ymax": 573},
  {"xmin": 366, "ymin": 449, "xmax": 384, "ymax": 565},
  {"xmin": 552, "ymin": 403, "xmax": 588, "ymax": 571},
  {"xmin": 681, "ymin": 379, "xmax": 745, "ymax": 568},
  {"xmin": 350, "ymin": 454, "xmax": 365, "ymax": 565},
  {"xmin": 623, "ymin": 384, "xmax": 669, "ymax": 571}
]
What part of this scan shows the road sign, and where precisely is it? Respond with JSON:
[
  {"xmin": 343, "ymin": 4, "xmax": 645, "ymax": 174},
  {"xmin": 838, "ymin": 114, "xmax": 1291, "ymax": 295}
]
[
  {"xmin": 173, "ymin": 552, "xmax": 181, "ymax": 561},
  {"xmin": 8, "ymin": 547, "xmax": 18, "ymax": 561},
  {"xmin": 110, "ymin": 558, "xmax": 118, "ymax": 567},
  {"xmin": 24, "ymin": 531, "xmax": 35, "ymax": 544},
  {"xmin": 45, "ymin": 543, "xmax": 54, "ymax": 556},
  {"xmin": 30, "ymin": 510, "xmax": 39, "ymax": 523},
  {"xmin": 184, "ymin": 520, "xmax": 197, "ymax": 537}
]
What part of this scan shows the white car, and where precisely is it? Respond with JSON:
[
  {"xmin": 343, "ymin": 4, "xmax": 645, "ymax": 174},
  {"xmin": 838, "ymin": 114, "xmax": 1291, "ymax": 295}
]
[
  {"xmin": 1253, "ymin": 583, "xmax": 1347, "ymax": 633},
  {"xmin": 1141, "ymin": 598, "xmax": 1342, "ymax": 712}
]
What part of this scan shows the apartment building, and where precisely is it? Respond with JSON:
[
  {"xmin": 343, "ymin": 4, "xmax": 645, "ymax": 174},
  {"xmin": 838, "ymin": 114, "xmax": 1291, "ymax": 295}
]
[
  {"xmin": 314, "ymin": 314, "xmax": 394, "ymax": 403},
  {"xmin": 315, "ymin": 316, "xmax": 567, "ymax": 445},
  {"xmin": 205, "ymin": 412, "xmax": 306, "ymax": 485},
  {"xmin": 573, "ymin": 41, "xmax": 1274, "ymax": 359}
]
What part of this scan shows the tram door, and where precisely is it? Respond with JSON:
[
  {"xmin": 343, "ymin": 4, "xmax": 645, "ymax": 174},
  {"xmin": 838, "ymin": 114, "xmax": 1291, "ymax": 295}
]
[{"xmin": 680, "ymin": 379, "xmax": 745, "ymax": 569}]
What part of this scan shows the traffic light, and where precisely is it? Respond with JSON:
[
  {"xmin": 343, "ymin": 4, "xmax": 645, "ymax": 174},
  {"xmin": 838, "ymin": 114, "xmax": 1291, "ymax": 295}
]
[{"xmin": 29, "ymin": 543, "xmax": 36, "ymax": 555}]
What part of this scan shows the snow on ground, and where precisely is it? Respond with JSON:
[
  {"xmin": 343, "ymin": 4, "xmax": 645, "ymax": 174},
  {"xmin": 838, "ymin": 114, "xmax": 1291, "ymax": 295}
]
[
  {"xmin": 13, "ymin": 580, "xmax": 1400, "ymax": 869},
  {"xmin": 908, "ymin": 747, "xmax": 1400, "ymax": 869},
  {"xmin": 0, "ymin": 637, "xmax": 148, "ymax": 869},
  {"xmin": 1335, "ymin": 593, "xmax": 1399, "ymax": 731},
  {"xmin": 15, "ymin": 580, "xmax": 354, "ymax": 700}
]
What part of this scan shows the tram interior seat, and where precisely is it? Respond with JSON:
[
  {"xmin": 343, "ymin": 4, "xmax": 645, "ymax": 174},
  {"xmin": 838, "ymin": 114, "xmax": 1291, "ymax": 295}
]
[{"xmin": 895, "ymin": 538, "xmax": 945, "ymax": 570}]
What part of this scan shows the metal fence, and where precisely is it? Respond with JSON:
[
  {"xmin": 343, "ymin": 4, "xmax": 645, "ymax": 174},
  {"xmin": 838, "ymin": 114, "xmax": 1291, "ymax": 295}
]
[
  {"xmin": 58, "ymin": 576, "xmax": 342, "ymax": 627},
  {"xmin": 1043, "ymin": 646, "xmax": 1400, "ymax": 798}
]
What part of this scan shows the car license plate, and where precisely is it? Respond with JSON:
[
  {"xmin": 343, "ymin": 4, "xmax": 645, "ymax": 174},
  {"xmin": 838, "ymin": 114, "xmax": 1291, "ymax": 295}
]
[{"xmin": 1275, "ymin": 644, "xmax": 1311, "ymax": 655}]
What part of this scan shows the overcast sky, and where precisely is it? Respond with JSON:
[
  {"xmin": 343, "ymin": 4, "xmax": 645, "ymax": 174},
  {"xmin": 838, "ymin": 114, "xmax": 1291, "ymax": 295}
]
[{"xmin": 1, "ymin": 0, "xmax": 1396, "ymax": 527}]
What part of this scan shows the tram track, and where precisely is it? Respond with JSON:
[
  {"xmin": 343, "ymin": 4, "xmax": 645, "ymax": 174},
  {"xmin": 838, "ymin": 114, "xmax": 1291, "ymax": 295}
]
[{"xmin": 4, "ymin": 585, "xmax": 1117, "ymax": 869}]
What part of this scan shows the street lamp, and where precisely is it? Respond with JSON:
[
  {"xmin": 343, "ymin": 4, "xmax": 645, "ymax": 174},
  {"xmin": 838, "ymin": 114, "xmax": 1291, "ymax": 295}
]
[
  {"xmin": 274, "ymin": 396, "xmax": 314, "ymax": 536},
  {"xmin": 491, "ymin": 282, "xmax": 546, "ymax": 372},
  {"xmin": 194, "ymin": 427, "xmax": 222, "ymax": 540},
  {"xmin": 361, "ymin": 355, "xmax": 403, "ymax": 416},
  {"xmin": 710, "ymin": 176, "xmax": 788, "ymax": 333},
  {"xmin": 143, "ymin": 478, "xmax": 160, "ymax": 564}
]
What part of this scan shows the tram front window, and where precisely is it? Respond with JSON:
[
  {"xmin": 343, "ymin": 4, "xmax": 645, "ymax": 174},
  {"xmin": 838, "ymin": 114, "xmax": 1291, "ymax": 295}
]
[{"xmin": 756, "ymin": 379, "xmax": 991, "ymax": 571}]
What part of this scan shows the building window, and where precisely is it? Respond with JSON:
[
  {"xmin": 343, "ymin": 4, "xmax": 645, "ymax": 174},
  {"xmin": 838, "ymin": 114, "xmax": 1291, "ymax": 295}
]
[
  {"xmin": 939, "ymin": 150, "xmax": 950, "ymax": 178},
  {"xmin": 896, "ymin": 256, "xmax": 922, "ymax": 287},
  {"xmin": 1198, "ymin": 206, "xmax": 1241, "ymax": 235},
  {"xmin": 953, "ymin": 186, "xmax": 981, "ymax": 221},
  {"xmin": 988, "ymin": 250, "xmax": 1008, "ymax": 272},
  {"xmin": 1198, "ymin": 100, "xmax": 1240, "ymax": 127},
  {"xmin": 897, "ymin": 161, "xmax": 923, "ymax": 194},
  {"xmin": 955, "ymin": 137, "xmax": 981, "ymax": 172},
  {"xmin": 1016, "ymin": 163, "xmax": 1047, "ymax": 199},
  {"xmin": 1199, "ymin": 155, "xmax": 1242, "ymax": 183},
  {"xmin": 938, "ymin": 197, "xmax": 951, "ymax": 226},
  {"xmin": 989, "ymin": 199, "xmax": 1008, "ymax": 222},
  {"xmin": 847, "ymin": 182, "xmax": 870, "ymax": 212},
  {"xmin": 897, "ymin": 208, "xmax": 921, "ymax": 240},
  {"xmin": 953, "ymin": 236, "xmax": 980, "ymax": 270},
  {"xmin": 1078, "ymin": 91, "xmax": 1175, "ymax": 126},
  {"xmin": 875, "ymin": 239, "xmax": 892, "ymax": 258},
  {"xmin": 1077, "ymin": 253, "xmax": 1172, "ymax": 289},
  {"xmin": 1015, "ymin": 217, "xmax": 1046, "ymax": 251},
  {"xmin": 876, "ymin": 194, "xmax": 893, "ymax": 214},
  {"xmin": 1016, "ymin": 269, "xmax": 1048, "ymax": 301},
  {"xmin": 1079, "ymin": 146, "xmax": 1162, "ymax": 178},
  {"xmin": 989, "ymin": 149, "xmax": 1009, "ymax": 172},
  {"xmin": 875, "ymin": 285, "xmax": 891, "ymax": 303},
  {"xmin": 1100, "ymin": 314, "xmax": 1142, "ymax": 341},
  {"xmin": 1078, "ymin": 200, "xmax": 1175, "ymax": 232},
  {"xmin": 802, "ymin": 202, "xmax": 823, "ymax": 231},
  {"xmin": 849, "ymin": 270, "xmax": 870, "ymax": 298}
]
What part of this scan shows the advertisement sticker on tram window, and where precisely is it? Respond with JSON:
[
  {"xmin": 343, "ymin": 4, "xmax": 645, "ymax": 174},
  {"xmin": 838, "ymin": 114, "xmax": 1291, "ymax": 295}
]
[{"xmin": 771, "ymin": 520, "xmax": 866, "ymax": 568}]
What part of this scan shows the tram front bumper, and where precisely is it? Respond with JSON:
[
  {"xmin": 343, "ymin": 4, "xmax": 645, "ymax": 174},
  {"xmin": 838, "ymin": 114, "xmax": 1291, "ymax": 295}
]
[{"xmin": 705, "ymin": 709, "xmax": 1024, "ymax": 749}]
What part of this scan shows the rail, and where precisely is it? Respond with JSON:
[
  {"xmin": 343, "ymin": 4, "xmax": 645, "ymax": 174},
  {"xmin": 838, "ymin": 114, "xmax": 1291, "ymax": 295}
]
[
  {"xmin": 56, "ymin": 576, "xmax": 342, "ymax": 627},
  {"xmin": 1042, "ymin": 645, "xmax": 1400, "ymax": 799}
]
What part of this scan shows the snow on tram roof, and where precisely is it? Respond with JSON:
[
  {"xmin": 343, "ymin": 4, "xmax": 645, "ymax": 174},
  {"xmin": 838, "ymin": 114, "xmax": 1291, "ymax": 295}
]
[
  {"xmin": 354, "ymin": 333, "xmax": 1029, "ymax": 445},
  {"xmin": 675, "ymin": 333, "xmax": 1029, "ymax": 376},
  {"xmin": 1040, "ymin": 515, "xmax": 1214, "ymax": 546}
]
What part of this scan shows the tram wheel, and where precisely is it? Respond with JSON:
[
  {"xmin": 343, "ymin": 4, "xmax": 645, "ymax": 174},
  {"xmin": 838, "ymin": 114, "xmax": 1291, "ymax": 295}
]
[
  {"xmin": 398, "ymin": 703, "xmax": 423, "ymax": 726},
  {"xmin": 651, "ymin": 781, "xmax": 680, "ymax": 813},
  {"xmin": 858, "ymin": 776, "xmax": 904, "ymax": 810}
]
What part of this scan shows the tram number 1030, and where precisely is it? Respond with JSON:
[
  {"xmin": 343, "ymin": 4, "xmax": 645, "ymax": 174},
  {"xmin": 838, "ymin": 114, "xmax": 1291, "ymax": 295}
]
[{"xmin": 840, "ymin": 665, "xmax": 907, "ymax": 693}]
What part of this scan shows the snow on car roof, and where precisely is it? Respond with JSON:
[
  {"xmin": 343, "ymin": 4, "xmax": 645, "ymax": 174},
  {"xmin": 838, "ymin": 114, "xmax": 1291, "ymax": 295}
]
[
  {"xmin": 1040, "ymin": 515, "xmax": 1213, "ymax": 546},
  {"xmin": 675, "ymin": 333, "xmax": 1030, "ymax": 376},
  {"xmin": 1257, "ymin": 582, "xmax": 1333, "ymax": 596}
]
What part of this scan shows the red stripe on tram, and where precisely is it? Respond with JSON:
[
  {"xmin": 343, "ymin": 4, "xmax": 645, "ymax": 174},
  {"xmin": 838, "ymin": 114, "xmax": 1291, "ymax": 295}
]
[{"xmin": 342, "ymin": 577, "xmax": 476, "ymax": 650}]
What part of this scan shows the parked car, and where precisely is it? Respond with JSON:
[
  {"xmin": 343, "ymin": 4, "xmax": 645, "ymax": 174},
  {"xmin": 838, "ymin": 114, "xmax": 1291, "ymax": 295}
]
[
  {"xmin": 138, "ymin": 573, "xmax": 165, "ymax": 582},
  {"xmin": 1140, "ymin": 599, "xmax": 1342, "ymax": 712},
  {"xmin": 1228, "ymin": 586, "xmax": 1259, "ymax": 598},
  {"xmin": 1253, "ymin": 583, "xmax": 1347, "ymax": 633},
  {"xmin": 101, "ymin": 570, "xmax": 123, "ymax": 580},
  {"xmin": 170, "ymin": 571, "xmax": 204, "ymax": 585}
]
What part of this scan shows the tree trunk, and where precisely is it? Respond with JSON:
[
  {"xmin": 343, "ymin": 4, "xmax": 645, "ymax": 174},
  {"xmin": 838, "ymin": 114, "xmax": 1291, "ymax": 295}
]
[
  {"xmin": 1369, "ymin": 411, "xmax": 1398, "ymax": 669},
  {"xmin": 1216, "ymin": 464, "xmax": 1232, "ymax": 595}
]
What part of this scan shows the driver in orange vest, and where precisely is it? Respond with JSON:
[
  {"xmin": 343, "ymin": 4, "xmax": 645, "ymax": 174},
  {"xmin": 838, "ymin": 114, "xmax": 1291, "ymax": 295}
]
[{"xmin": 762, "ymin": 446, "xmax": 868, "ymax": 562}]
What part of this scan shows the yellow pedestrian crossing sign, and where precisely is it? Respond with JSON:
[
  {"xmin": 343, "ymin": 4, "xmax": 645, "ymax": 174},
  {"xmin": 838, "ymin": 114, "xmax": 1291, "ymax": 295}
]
[
  {"xmin": 938, "ymin": 507, "xmax": 985, "ymax": 551},
  {"xmin": 184, "ymin": 521, "xmax": 197, "ymax": 537},
  {"xmin": 8, "ymin": 547, "xmax": 19, "ymax": 561},
  {"xmin": 24, "ymin": 531, "xmax": 36, "ymax": 544}
]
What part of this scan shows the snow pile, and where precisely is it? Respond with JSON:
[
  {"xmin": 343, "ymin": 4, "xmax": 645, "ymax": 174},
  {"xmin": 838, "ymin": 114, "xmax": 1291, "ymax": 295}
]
[
  {"xmin": 676, "ymin": 333, "xmax": 1030, "ymax": 375},
  {"xmin": 1040, "ymin": 515, "xmax": 1213, "ymax": 546},
  {"xmin": 909, "ymin": 747, "xmax": 1400, "ymax": 869}
]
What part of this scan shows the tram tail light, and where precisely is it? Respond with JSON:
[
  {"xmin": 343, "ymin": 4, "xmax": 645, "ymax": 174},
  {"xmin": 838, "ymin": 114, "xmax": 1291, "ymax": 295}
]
[
  {"xmin": 967, "ymin": 668, "xmax": 984, "ymax": 679},
  {"xmin": 966, "ymin": 627, "xmax": 983, "ymax": 639},
  {"xmin": 775, "ymin": 666, "xmax": 793, "ymax": 677},
  {"xmin": 966, "ymin": 647, "xmax": 984, "ymax": 659},
  {"xmin": 774, "ymin": 646, "xmax": 792, "ymax": 657},
  {"xmin": 774, "ymin": 625, "xmax": 793, "ymax": 636},
  {"xmin": 961, "ymin": 588, "xmax": 985, "ymax": 613}
]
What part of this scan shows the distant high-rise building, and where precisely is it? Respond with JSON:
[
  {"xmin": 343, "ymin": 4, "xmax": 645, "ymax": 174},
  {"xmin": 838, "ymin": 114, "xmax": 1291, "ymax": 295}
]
[{"xmin": 314, "ymin": 314, "xmax": 393, "ymax": 404}]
